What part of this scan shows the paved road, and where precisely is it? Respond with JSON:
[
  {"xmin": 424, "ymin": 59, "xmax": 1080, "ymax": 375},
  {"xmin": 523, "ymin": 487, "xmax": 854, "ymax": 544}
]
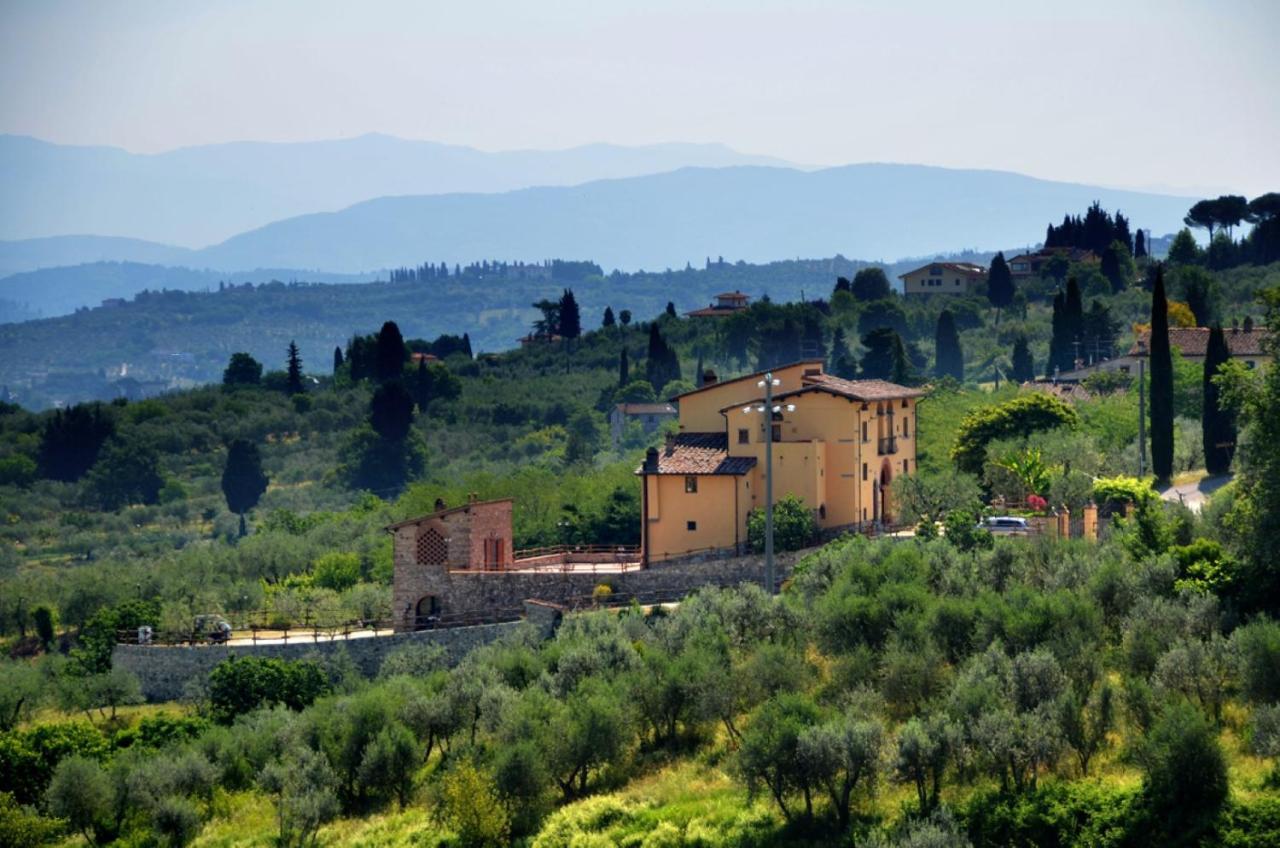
[{"xmin": 1160, "ymin": 474, "xmax": 1232, "ymax": 513}]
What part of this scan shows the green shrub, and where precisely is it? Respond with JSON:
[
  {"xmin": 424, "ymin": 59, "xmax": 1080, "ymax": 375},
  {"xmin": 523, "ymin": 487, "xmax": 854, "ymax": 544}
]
[
  {"xmin": 1135, "ymin": 701, "xmax": 1229, "ymax": 844},
  {"xmin": 951, "ymin": 394, "xmax": 1079, "ymax": 477},
  {"xmin": 207, "ymin": 656, "xmax": 328, "ymax": 723},
  {"xmin": 0, "ymin": 790, "xmax": 62, "ymax": 847},
  {"xmin": 435, "ymin": 759, "xmax": 510, "ymax": 848},
  {"xmin": 747, "ymin": 494, "xmax": 816, "ymax": 554},
  {"xmin": 310, "ymin": 551, "xmax": 361, "ymax": 592}
]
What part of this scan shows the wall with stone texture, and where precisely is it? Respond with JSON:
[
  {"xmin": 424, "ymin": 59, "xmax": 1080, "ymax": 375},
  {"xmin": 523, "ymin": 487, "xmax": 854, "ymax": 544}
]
[{"xmin": 114, "ymin": 613, "xmax": 546, "ymax": 703}]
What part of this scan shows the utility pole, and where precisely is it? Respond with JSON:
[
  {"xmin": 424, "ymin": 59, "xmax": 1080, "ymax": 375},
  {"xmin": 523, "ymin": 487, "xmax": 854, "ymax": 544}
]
[
  {"xmin": 764, "ymin": 373, "xmax": 775, "ymax": 595},
  {"xmin": 1138, "ymin": 357, "xmax": 1147, "ymax": 477}
]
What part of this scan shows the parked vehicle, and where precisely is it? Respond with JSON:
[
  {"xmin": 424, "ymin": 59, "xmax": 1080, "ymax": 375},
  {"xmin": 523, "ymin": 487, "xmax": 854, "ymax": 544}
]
[
  {"xmin": 980, "ymin": 516, "xmax": 1031, "ymax": 535},
  {"xmin": 192, "ymin": 614, "xmax": 233, "ymax": 643}
]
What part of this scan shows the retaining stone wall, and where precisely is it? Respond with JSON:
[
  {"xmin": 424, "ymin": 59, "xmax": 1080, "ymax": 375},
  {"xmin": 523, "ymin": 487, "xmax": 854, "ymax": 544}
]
[{"xmin": 114, "ymin": 613, "xmax": 546, "ymax": 703}]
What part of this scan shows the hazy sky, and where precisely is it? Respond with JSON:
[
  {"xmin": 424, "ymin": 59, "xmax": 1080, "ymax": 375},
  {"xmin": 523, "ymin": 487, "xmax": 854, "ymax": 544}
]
[{"xmin": 2, "ymin": 0, "xmax": 1277, "ymax": 195}]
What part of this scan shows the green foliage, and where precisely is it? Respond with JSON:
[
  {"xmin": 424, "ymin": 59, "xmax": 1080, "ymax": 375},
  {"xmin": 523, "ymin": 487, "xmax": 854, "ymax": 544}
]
[
  {"xmin": 36, "ymin": 402, "xmax": 115, "ymax": 482},
  {"xmin": 1135, "ymin": 701, "xmax": 1229, "ymax": 844},
  {"xmin": 0, "ymin": 790, "xmax": 62, "ymax": 847},
  {"xmin": 221, "ymin": 438, "xmax": 269, "ymax": 529},
  {"xmin": 614, "ymin": 380, "xmax": 656, "ymax": 404},
  {"xmin": 222, "ymin": 352, "xmax": 263, "ymax": 386},
  {"xmin": 311, "ymin": 552, "xmax": 362, "ymax": 592},
  {"xmin": 747, "ymin": 494, "xmax": 816, "ymax": 554},
  {"xmin": 261, "ymin": 745, "xmax": 340, "ymax": 848},
  {"xmin": 435, "ymin": 760, "xmax": 510, "ymax": 848},
  {"xmin": 951, "ymin": 393, "xmax": 1078, "ymax": 477},
  {"xmin": 0, "ymin": 454, "xmax": 36, "ymax": 488},
  {"xmin": 0, "ymin": 721, "xmax": 109, "ymax": 806},
  {"xmin": 1232, "ymin": 618, "xmax": 1280, "ymax": 704},
  {"xmin": 207, "ymin": 657, "xmax": 329, "ymax": 723},
  {"xmin": 44, "ymin": 755, "xmax": 111, "ymax": 844},
  {"xmin": 1149, "ymin": 267, "xmax": 1175, "ymax": 483},
  {"xmin": 86, "ymin": 436, "xmax": 165, "ymax": 510}
]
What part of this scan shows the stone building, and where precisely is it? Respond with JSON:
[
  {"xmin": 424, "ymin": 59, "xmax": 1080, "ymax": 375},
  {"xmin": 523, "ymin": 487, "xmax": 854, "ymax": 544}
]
[{"xmin": 389, "ymin": 497, "xmax": 514, "ymax": 630}]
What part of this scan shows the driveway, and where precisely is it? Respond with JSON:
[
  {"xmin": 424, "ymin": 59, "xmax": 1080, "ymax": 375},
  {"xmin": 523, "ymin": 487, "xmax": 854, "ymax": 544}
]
[{"xmin": 1160, "ymin": 474, "xmax": 1232, "ymax": 513}]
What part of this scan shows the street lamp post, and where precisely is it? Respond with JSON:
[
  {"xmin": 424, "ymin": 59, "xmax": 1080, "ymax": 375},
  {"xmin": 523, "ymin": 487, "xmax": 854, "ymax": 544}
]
[{"xmin": 742, "ymin": 372, "xmax": 795, "ymax": 595}]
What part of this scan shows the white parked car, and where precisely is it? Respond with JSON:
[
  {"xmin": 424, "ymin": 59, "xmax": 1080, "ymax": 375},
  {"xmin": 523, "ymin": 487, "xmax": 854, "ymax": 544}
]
[{"xmin": 980, "ymin": 516, "xmax": 1031, "ymax": 535}]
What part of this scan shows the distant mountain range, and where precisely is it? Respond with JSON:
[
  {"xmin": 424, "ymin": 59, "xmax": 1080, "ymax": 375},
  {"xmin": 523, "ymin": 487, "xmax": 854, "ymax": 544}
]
[{"xmin": 0, "ymin": 134, "xmax": 796, "ymax": 248}]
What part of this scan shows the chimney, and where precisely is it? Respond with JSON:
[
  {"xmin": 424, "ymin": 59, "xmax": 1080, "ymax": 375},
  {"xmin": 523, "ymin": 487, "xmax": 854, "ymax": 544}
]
[
  {"xmin": 702, "ymin": 368, "xmax": 718, "ymax": 386},
  {"xmin": 643, "ymin": 447, "xmax": 659, "ymax": 474}
]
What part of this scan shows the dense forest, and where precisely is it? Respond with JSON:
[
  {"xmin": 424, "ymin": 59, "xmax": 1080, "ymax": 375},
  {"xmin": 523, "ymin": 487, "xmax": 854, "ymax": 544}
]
[{"xmin": 2, "ymin": 196, "xmax": 1280, "ymax": 845}]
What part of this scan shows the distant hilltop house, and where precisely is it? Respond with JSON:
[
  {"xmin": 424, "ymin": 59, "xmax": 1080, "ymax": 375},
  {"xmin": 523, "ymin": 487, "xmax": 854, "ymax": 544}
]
[
  {"xmin": 638, "ymin": 360, "xmax": 922, "ymax": 563},
  {"xmin": 1006, "ymin": 247, "xmax": 1098, "ymax": 278},
  {"xmin": 686, "ymin": 291, "xmax": 751, "ymax": 317},
  {"xmin": 518, "ymin": 332, "xmax": 563, "ymax": 347},
  {"xmin": 899, "ymin": 262, "xmax": 987, "ymax": 295},
  {"xmin": 609, "ymin": 402, "xmax": 677, "ymax": 448},
  {"xmin": 410, "ymin": 352, "xmax": 440, "ymax": 365},
  {"xmin": 1055, "ymin": 324, "xmax": 1272, "ymax": 381},
  {"xmin": 101, "ymin": 297, "xmax": 127, "ymax": 309}
]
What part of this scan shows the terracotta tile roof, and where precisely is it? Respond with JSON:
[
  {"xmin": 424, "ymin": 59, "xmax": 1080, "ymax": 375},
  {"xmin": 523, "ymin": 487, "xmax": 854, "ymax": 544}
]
[
  {"xmin": 799, "ymin": 373, "xmax": 926, "ymax": 401},
  {"xmin": 672, "ymin": 360, "xmax": 826, "ymax": 400},
  {"xmin": 635, "ymin": 433, "xmax": 757, "ymax": 476},
  {"xmin": 714, "ymin": 291, "xmax": 750, "ymax": 300},
  {"xmin": 615, "ymin": 403, "xmax": 677, "ymax": 415},
  {"xmin": 385, "ymin": 498, "xmax": 513, "ymax": 531},
  {"xmin": 685, "ymin": 306, "xmax": 745, "ymax": 317},
  {"xmin": 899, "ymin": 262, "xmax": 987, "ymax": 279},
  {"xmin": 1128, "ymin": 327, "xmax": 1271, "ymax": 357}
]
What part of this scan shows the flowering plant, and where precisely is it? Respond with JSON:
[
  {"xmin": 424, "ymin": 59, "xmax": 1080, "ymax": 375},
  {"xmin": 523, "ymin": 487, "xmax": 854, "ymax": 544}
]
[{"xmin": 1026, "ymin": 494, "xmax": 1048, "ymax": 513}]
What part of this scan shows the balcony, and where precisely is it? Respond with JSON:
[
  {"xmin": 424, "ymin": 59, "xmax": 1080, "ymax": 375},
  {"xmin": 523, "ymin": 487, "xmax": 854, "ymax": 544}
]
[{"xmin": 878, "ymin": 436, "xmax": 897, "ymax": 455}]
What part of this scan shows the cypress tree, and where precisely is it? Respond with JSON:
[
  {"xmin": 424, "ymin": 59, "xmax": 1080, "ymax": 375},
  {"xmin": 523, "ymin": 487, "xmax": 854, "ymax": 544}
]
[
  {"xmin": 370, "ymin": 381, "xmax": 415, "ymax": 442},
  {"xmin": 222, "ymin": 439, "xmax": 268, "ymax": 537},
  {"xmin": 462, "ymin": 333, "xmax": 473, "ymax": 358},
  {"xmin": 665, "ymin": 301, "xmax": 677, "ymax": 318},
  {"xmin": 1011, "ymin": 335, "xmax": 1035, "ymax": 383},
  {"xmin": 933, "ymin": 309, "xmax": 963, "ymax": 381},
  {"xmin": 695, "ymin": 353, "xmax": 705, "ymax": 387},
  {"xmin": 987, "ymin": 252, "xmax": 1015, "ymax": 322},
  {"xmin": 619, "ymin": 348, "xmax": 629, "ymax": 386},
  {"xmin": 602, "ymin": 306, "xmax": 616, "ymax": 328},
  {"xmin": 1135, "ymin": 229, "xmax": 1148, "ymax": 259},
  {"xmin": 558, "ymin": 289, "xmax": 581, "ymax": 339},
  {"xmin": 333, "ymin": 345, "xmax": 344, "ymax": 375},
  {"xmin": 1047, "ymin": 291, "xmax": 1066, "ymax": 377},
  {"xmin": 375, "ymin": 321, "xmax": 407, "ymax": 382},
  {"xmin": 1063, "ymin": 277, "xmax": 1084, "ymax": 368},
  {"xmin": 829, "ymin": 327, "xmax": 857, "ymax": 379},
  {"xmin": 1202, "ymin": 326, "xmax": 1236, "ymax": 475},
  {"xmin": 1150, "ymin": 267, "xmax": 1175, "ymax": 484},
  {"xmin": 286, "ymin": 341, "xmax": 303, "ymax": 395}
]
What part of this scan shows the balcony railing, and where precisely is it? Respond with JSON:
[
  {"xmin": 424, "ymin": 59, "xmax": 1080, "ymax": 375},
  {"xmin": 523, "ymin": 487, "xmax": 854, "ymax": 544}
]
[{"xmin": 878, "ymin": 436, "xmax": 897, "ymax": 455}]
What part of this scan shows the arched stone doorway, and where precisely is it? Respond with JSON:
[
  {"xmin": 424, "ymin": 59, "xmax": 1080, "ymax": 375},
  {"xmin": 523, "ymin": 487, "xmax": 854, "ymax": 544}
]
[
  {"xmin": 879, "ymin": 459, "xmax": 893, "ymax": 526},
  {"xmin": 414, "ymin": 595, "xmax": 442, "ymax": 630}
]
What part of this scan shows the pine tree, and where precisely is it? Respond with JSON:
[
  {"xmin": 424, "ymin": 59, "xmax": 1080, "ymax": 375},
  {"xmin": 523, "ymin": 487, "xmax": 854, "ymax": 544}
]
[
  {"xmin": 222, "ymin": 439, "xmax": 268, "ymax": 537},
  {"xmin": 859, "ymin": 327, "xmax": 912, "ymax": 383},
  {"xmin": 1202, "ymin": 326, "xmax": 1236, "ymax": 475},
  {"xmin": 332, "ymin": 346, "xmax": 344, "ymax": 375},
  {"xmin": 558, "ymin": 289, "xmax": 581, "ymax": 339},
  {"xmin": 933, "ymin": 309, "xmax": 963, "ymax": 381},
  {"xmin": 1150, "ymin": 267, "xmax": 1175, "ymax": 484},
  {"xmin": 602, "ymin": 306, "xmax": 616, "ymax": 328},
  {"xmin": 375, "ymin": 321, "xmax": 406, "ymax": 382},
  {"xmin": 286, "ymin": 341, "xmax": 304, "ymax": 395},
  {"xmin": 987, "ymin": 252, "xmax": 1015, "ymax": 321},
  {"xmin": 619, "ymin": 348, "xmax": 630, "ymax": 386},
  {"xmin": 1011, "ymin": 335, "xmax": 1035, "ymax": 383}
]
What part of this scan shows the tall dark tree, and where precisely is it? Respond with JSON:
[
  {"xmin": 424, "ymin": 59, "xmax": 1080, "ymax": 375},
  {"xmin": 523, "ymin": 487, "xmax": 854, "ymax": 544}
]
[
  {"xmin": 36, "ymin": 403, "xmax": 115, "ymax": 482},
  {"xmin": 221, "ymin": 439, "xmax": 268, "ymax": 537},
  {"xmin": 1214, "ymin": 195, "xmax": 1249, "ymax": 240},
  {"xmin": 851, "ymin": 267, "xmax": 892, "ymax": 302},
  {"xmin": 694, "ymin": 353, "xmax": 705, "ymax": 388},
  {"xmin": 1047, "ymin": 291, "xmax": 1067, "ymax": 377},
  {"xmin": 619, "ymin": 309, "xmax": 632, "ymax": 326},
  {"xmin": 645, "ymin": 323, "xmax": 681, "ymax": 390},
  {"xmin": 1135, "ymin": 229, "xmax": 1148, "ymax": 259},
  {"xmin": 665, "ymin": 301, "xmax": 677, "ymax": 318},
  {"xmin": 833, "ymin": 276, "xmax": 852, "ymax": 295},
  {"xmin": 558, "ymin": 289, "xmax": 582, "ymax": 339},
  {"xmin": 286, "ymin": 341, "xmax": 304, "ymax": 395},
  {"xmin": 1010, "ymin": 335, "xmax": 1035, "ymax": 384},
  {"xmin": 987, "ymin": 252, "xmax": 1014, "ymax": 321},
  {"xmin": 1082, "ymin": 300, "xmax": 1119, "ymax": 362},
  {"xmin": 462, "ymin": 333, "xmax": 473, "ymax": 359},
  {"xmin": 933, "ymin": 309, "xmax": 963, "ymax": 381},
  {"xmin": 375, "ymin": 321, "xmax": 407, "ymax": 382},
  {"xmin": 619, "ymin": 348, "xmax": 630, "ymax": 386},
  {"xmin": 828, "ymin": 327, "xmax": 857, "ymax": 380},
  {"xmin": 332, "ymin": 346, "xmax": 344, "ymax": 375},
  {"xmin": 223, "ymin": 352, "xmax": 263, "ymax": 386},
  {"xmin": 1184, "ymin": 199, "xmax": 1219, "ymax": 243},
  {"xmin": 1179, "ymin": 268, "xmax": 1219, "ymax": 327},
  {"xmin": 370, "ymin": 381, "xmax": 415, "ymax": 442},
  {"xmin": 602, "ymin": 306, "xmax": 616, "ymax": 328},
  {"xmin": 1100, "ymin": 242, "xmax": 1125, "ymax": 292},
  {"xmin": 860, "ymin": 327, "xmax": 912, "ymax": 384},
  {"xmin": 1202, "ymin": 326, "xmax": 1236, "ymax": 475},
  {"xmin": 1150, "ymin": 267, "xmax": 1175, "ymax": 484},
  {"xmin": 88, "ymin": 437, "xmax": 164, "ymax": 511}
]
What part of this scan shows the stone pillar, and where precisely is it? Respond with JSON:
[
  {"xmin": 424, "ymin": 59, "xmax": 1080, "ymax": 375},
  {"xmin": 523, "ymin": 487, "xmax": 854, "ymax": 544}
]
[
  {"xmin": 1057, "ymin": 508, "xmax": 1071, "ymax": 539},
  {"xmin": 1083, "ymin": 503, "xmax": 1098, "ymax": 542}
]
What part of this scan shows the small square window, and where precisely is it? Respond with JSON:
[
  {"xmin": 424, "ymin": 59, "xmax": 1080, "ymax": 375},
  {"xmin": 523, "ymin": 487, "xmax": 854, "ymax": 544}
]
[
  {"xmin": 685, "ymin": 476, "xmax": 698, "ymax": 493},
  {"xmin": 903, "ymin": 459, "xmax": 909, "ymax": 474},
  {"xmin": 772, "ymin": 425, "xmax": 782, "ymax": 442},
  {"xmin": 738, "ymin": 428, "xmax": 750, "ymax": 444},
  {"xmin": 686, "ymin": 520, "xmax": 697, "ymax": 531}
]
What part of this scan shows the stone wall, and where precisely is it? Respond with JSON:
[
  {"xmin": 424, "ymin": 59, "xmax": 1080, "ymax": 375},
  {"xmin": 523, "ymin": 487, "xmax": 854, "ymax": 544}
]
[
  {"xmin": 394, "ymin": 547, "xmax": 808, "ymax": 622},
  {"xmin": 114, "ymin": 609, "xmax": 549, "ymax": 703}
]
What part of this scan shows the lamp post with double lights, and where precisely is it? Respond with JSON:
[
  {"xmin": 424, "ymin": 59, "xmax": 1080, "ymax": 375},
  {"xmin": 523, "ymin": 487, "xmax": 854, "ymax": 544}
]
[{"xmin": 742, "ymin": 371, "xmax": 795, "ymax": 595}]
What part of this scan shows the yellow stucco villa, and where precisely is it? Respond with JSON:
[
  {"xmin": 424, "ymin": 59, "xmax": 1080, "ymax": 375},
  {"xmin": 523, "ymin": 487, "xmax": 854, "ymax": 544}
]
[{"xmin": 637, "ymin": 360, "xmax": 923, "ymax": 563}]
